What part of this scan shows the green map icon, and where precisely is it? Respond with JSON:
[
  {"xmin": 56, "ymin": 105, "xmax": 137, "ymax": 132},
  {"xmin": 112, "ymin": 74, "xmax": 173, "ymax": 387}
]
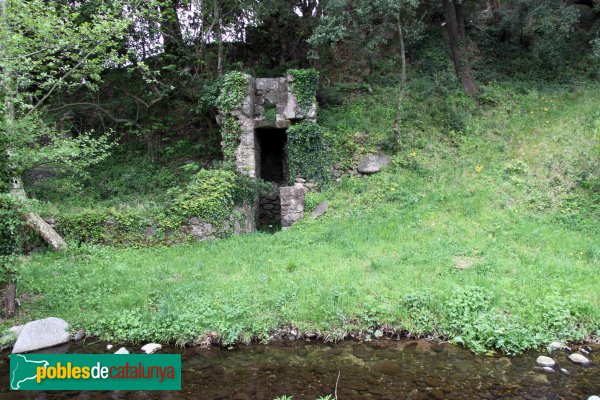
[{"xmin": 10, "ymin": 354, "xmax": 49, "ymax": 390}]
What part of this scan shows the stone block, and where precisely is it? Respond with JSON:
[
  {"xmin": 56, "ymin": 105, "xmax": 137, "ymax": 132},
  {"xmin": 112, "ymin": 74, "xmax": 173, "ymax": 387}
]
[{"xmin": 280, "ymin": 185, "xmax": 305, "ymax": 228}]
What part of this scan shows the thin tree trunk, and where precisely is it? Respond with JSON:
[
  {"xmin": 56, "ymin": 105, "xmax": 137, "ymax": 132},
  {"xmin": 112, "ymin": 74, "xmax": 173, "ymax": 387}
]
[
  {"xmin": 454, "ymin": 0, "xmax": 476, "ymax": 94},
  {"xmin": 392, "ymin": 11, "xmax": 407, "ymax": 149},
  {"xmin": 441, "ymin": 0, "xmax": 476, "ymax": 95},
  {"xmin": 4, "ymin": 279, "xmax": 16, "ymax": 318},
  {"xmin": 213, "ymin": 0, "xmax": 223, "ymax": 76}
]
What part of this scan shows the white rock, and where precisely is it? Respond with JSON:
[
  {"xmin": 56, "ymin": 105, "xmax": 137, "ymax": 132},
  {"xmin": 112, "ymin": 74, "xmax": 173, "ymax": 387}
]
[
  {"xmin": 548, "ymin": 341, "xmax": 565, "ymax": 351},
  {"xmin": 588, "ymin": 396, "xmax": 600, "ymax": 400},
  {"xmin": 357, "ymin": 154, "xmax": 392, "ymax": 174},
  {"xmin": 114, "ymin": 347, "xmax": 129, "ymax": 354},
  {"xmin": 106, "ymin": 344, "xmax": 113, "ymax": 350},
  {"xmin": 568, "ymin": 353, "xmax": 591, "ymax": 365},
  {"xmin": 141, "ymin": 343, "xmax": 162, "ymax": 354},
  {"xmin": 12, "ymin": 317, "xmax": 71, "ymax": 354},
  {"xmin": 536, "ymin": 356, "xmax": 556, "ymax": 368}
]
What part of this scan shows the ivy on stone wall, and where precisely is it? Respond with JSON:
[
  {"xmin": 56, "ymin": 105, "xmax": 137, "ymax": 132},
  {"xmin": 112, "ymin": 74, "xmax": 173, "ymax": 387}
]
[
  {"xmin": 287, "ymin": 68, "xmax": 319, "ymax": 114},
  {"xmin": 216, "ymin": 72, "xmax": 249, "ymax": 165},
  {"xmin": 286, "ymin": 121, "xmax": 329, "ymax": 184}
]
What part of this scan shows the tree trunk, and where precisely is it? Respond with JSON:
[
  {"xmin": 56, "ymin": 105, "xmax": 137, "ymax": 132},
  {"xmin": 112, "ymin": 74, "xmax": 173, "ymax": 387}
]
[
  {"xmin": 213, "ymin": 0, "xmax": 223, "ymax": 76},
  {"xmin": 392, "ymin": 11, "xmax": 407, "ymax": 149},
  {"xmin": 4, "ymin": 278, "xmax": 16, "ymax": 318},
  {"xmin": 441, "ymin": 0, "xmax": 476, "ymax": 95},
  {"xmin": 11, "ymin": 178, "xmax": 68, "ymax": 251}
]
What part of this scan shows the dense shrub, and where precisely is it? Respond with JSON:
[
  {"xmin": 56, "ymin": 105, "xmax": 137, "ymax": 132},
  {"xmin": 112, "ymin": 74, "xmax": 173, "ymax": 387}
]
[
  {"xmin": 169, "ymin": 169, "xmax": 236, "ymax": 224},
  {"xmin": 286, "ymin": 121, "xmax": 329, "ymax": 184}
]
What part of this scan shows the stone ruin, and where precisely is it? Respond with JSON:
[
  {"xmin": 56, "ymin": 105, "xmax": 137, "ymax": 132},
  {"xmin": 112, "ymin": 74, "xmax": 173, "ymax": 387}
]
[{"xmin": 218, "ymin": 74, "xmax": 317, "ymax": 229}]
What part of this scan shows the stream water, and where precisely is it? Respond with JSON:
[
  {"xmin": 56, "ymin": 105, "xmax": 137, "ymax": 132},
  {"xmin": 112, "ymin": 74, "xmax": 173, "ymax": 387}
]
[{"xmin": 1, "ymin": 340, "xmax": 599, "ymax": 399}]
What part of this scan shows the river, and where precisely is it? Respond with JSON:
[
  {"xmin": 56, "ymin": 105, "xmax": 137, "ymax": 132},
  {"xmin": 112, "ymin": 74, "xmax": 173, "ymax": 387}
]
[{"xmin": 1, "ymin": 340, "xmax": 599, "ymax": 399}]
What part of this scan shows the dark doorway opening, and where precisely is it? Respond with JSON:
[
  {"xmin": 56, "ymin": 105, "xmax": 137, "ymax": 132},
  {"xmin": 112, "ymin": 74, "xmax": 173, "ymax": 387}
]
[
  {"xmin": 255, "ymin": 128, "xmax": 288, "ymax": 231},
  {"xmin": 256, "ymin": 128, "xmax": 288, "ymax": 184}
]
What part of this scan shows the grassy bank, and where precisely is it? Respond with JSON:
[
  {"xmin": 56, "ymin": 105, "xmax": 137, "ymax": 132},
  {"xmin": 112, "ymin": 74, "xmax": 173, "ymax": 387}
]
[{"xmin": 10, "ymin": 83, "xmax": 600, "ymax": 355}]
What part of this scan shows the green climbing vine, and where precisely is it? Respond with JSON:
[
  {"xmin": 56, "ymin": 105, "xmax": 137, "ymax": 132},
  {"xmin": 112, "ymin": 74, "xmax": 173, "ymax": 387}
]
[
  {"xmin": 216, "ymin": 72, "xmax": 249, "ymax": 165},
  {"xmin": 287, "ymin": 68, "xmax": 319, "ymax": 114},
  {"xmin": 286, "ymin": 121, "xmax": 329, "ymax": 184}
]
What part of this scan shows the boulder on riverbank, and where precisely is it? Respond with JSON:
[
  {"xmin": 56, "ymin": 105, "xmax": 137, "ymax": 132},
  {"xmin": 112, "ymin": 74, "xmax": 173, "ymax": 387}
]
[
  {"xmin": 141, "ymin": 343, "xmax": 162, "ymax": 354},
  {"xmin": 11, "ymin": 317, "xmax": 70, "ymax": 353}
]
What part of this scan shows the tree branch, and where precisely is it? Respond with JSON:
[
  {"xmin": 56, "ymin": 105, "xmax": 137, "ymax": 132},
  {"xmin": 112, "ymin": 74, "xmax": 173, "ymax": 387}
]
[{"xmin": 26, "ymin": 50, "xmax": 94, "ymax": 116}]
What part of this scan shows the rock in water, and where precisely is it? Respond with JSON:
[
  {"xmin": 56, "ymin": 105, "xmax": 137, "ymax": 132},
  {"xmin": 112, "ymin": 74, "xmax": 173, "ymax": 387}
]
[
  {"xmin": 568, "ymin": 353, "xmax": 590, "ymax": 365},
  {"xmin": 357, "ymin": 155, "xmax": 392, "ymax": 174},
  {"xmin": 548, "ymin": 341, "xmax": 565, "ymax": 352},
  {"xmin": 114, "ymin": 347, "xmax": 129, "ymax": 354},
  {"xmin": 73, "ymin": 329, "xmax": 86, "ymax": 341},
  {"xmin": 311, "ymin": 201, "xmax": 329, "ymax": 220},
  {"xmin": 141, "ymin": 343, "xmax": 162, "ymax": 354},
  {"xmin": 12, "ymin": 318, "xmax": 70, "ymax": 354},
  {"xmin": 535, "ymin": 356, "xmax": 556, "ymax": 368}
]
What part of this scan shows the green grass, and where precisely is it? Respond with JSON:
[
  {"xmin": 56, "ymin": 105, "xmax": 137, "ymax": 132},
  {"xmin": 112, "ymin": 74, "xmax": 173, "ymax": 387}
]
[{"xmin": 9, "ymin": 83, "xmax": 600, "ymax": 355}]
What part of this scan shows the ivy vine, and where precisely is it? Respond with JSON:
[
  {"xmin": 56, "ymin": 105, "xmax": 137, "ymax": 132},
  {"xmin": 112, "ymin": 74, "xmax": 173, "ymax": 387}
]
[
  {"xmin": 216, "ymin": 72, "xmax": 249, "ymax": 165},
  {"xmin": 286, "ymin": 121, "xmax": 329, "ymax": 184},
  {"xmin": 287, "ymin": 68, "xmax": 319, "ymax": 114}
]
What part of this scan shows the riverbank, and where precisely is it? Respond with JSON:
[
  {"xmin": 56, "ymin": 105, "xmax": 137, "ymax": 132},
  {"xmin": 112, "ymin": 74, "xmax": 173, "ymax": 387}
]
[{"xmin": 6, "ymin": 84, "xmax": 600, "ymax": 355}]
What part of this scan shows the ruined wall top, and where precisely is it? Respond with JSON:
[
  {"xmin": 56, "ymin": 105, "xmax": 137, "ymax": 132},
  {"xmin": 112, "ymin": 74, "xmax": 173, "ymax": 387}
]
[{"xmin": 216, "ymin": 71, "xmax": 319, "ymax": 178}]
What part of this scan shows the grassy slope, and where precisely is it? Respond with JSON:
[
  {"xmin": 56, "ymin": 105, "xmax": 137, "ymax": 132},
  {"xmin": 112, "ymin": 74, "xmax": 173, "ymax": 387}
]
[{"xmin": 12, "ymin": 84, "xmax": 600, "ymax": 354}]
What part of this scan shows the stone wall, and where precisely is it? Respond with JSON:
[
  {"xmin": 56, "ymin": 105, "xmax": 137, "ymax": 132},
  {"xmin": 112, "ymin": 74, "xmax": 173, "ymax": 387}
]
[
  {"xmin": 222, "ymin": 74, "xmax": 317, "ymax": 180},
  {"xmin": 258, "ymin": 192, "xmax": 281, "ymax": 227},
  {"xmin": 280, "ymin": 185, "xmax": 305, "ymax": 228}
]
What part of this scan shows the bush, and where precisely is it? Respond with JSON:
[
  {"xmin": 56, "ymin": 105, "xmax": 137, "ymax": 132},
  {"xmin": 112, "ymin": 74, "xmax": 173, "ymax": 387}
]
[
  {"xmin": 169, "ymin": 169, "xmax": 237, "ymax": 224},
  {"xmin": 286, "ymin": 122, "xmax": 329, "ymax": 184}
]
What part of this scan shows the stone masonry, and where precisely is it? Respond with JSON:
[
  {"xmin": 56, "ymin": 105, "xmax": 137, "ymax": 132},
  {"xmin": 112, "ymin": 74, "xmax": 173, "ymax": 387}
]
[{"xmin": 218, "ymin": 73, "xmax": 317, "ymax": 228}]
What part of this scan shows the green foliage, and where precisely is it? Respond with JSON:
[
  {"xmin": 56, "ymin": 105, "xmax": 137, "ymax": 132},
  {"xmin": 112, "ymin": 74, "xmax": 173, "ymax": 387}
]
[
  {"xmin": 56, "ymin": 207, "xmax": 158, "ymax": 246},
  {"xmin": 169, "ymin": 169, "xmax": 236, "ymax": 225},
  {"xmin": 197, "ymin": 77, "xmax": 224, "ymax": 115},
  {"xmin": 287, "ymin": 69, "xmax": 319, "ymax": 113},
  {"xmin": 216, "ymin": 72, "xmax": 249, "ymax": 165},
  {"xmin": 399, "ymin": 292, "xmax": 436, "ymax": 335},
  {"xmin": 286, "ymin": 121, "xmax": 329, "ymax": 184},
  {"xmin": 263, "ymin": 101, "xmax": 277, "ymax": 122},
  {"xmin": 0, "ymin": 194, "xmax": 25, "ymax": 257},
  {"xmin": 216, "ymin": 72, "xmax": 248, "ymax": 114},
  {"xmin": 52, "ymin": 167, "xmax": 269, "ymax": 246}
]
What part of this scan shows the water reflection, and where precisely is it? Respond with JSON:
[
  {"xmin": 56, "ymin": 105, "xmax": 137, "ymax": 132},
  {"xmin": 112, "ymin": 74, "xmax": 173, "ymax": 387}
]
[{"xmin": 1, "ymin": 340, "xmax": 598, "ymax": 399}]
